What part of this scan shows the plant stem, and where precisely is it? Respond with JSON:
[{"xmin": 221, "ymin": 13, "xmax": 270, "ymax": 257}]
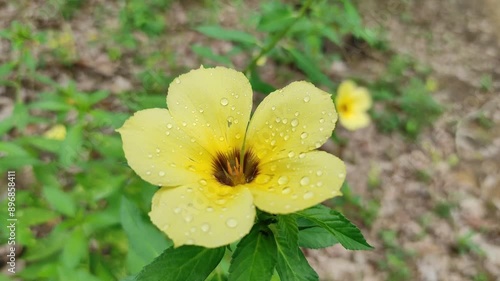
[{"xmin": 244, "ymin": 0, "xmax": 314, "ymax": 75}]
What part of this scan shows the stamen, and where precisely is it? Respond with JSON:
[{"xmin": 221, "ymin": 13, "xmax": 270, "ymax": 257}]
[{"xmin": 212, "ymin": 148, "xmax": 259, "ymax": 186}]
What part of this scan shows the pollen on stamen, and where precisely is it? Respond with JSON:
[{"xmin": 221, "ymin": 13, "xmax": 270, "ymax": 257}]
[{"xmin": 212, "ymin": 148, "xmax": 259, "ymax": 186}]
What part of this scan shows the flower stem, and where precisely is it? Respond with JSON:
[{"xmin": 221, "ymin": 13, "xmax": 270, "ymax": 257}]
[{"xmin": 244, "ymin": 0, "xmax": 314, "ymax": 75}]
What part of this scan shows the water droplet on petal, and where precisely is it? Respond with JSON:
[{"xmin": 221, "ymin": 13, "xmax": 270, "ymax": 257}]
[
  {"xmin": 275, "ymin": 117, "xmax": 281, "ymax": 123},
  {"xmin": 282, "ymin": 118, "xmax": 288, "ymax": 124},
  {"xmin": 319, "ymin": 118, "xmax": 325, "ymax": 123},
  {"xmin": 184, "ymin": 215, "xmax": 193, "ymax": 223},
  {"xmin": 173, "ymin": 207, "xmax": 181, "ymax": 214},
  {"xmin": 206, "ymin": 206, "xmax": 214, "ymax": 212},
  {"xmin": 317, "ymin": 181, "xmax": 323, "ymax": 187},
  {"xmin": 338, "ymin": 172, "xmax": 345, "ymax": 178},
  {"xmin": 300, "ymin": 176, "xmax": 310, "ymax": 186},
  {"xmin": 146, "ymin": 171, "xmax": 151, "ymax": 175},
  {"xmin": 159, "ymin": 171, "xmax": 165, "ymax": 177},
  {"xmin": 148, "ymin": 154, "xmax": 153, "ymax": 158},
  {"xmin": 216, "ymin": 198, "xmax": 226, "ymax": 205},
  {"xmin": 166, "ymin": 123, "xmax": 173, "ymax": 129},
  {"xmin": 300, "ymin": 132, "xmax": 308, "ymax": 139},
  {"xmin": 199, "ymin": 179, "xmax": 207, "ymax": 185},
  {"xmin": 220, "ymin": 98, "xmax": 229, "ymax": 106},
  {"xmin": 256, "ymin": 175, "xmax": 272, "ymax": 184},
  {"xmin": 201, "ymin": 223, "xmax": 210, "ymax": 232},
  {"xmin": 226, "ymin": 218, "xmax": 238, "ymax": 228},
  {"xmin": 316, "ymin": 170, "xmax": 323, "ymax": 176},
  {"xmin": 299, "ymin": 153, "xmax": 306, "ymax": 159},
  {"xmin": 304, "ymin": 96, "xmax": 310, "ymax": 103},
  {"xmin": 278, "ymin": 176, "xmax": 289, "ymax": 185},
  {"xmin": 303, "ymin": 191, "xmax": 314, "ymax": 200},
  {"xmin": 270, "ymin": 140, "xmax": 277, "ymax": 146},
  {"xmin": 161, "ymin": 224, "xmax": 169, "ymax": 231},
  {"xmin": 175, "ymin": 78, "xmax": 181, "ymax": 84},
  {"xmin": 288, "ymin": 151, "xmax": 295, "ymax": 158},
  {"xmin": 281, "ymin": 187, "xmax": 291, "ymax": 194},
  {"xmin": 291, "ymin": 119, "xmax": 299, "ymax": 127},
  {"xmin": 271, "ymin": 106, "xmax": 276, "ymax": 111}
]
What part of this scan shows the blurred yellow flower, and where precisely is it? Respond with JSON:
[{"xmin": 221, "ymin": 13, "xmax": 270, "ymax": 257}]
[
  {"xmin": 118, "ymin": 67, "xmax": 345, "ymax": 248},
  {"xmin": 335, "ymin": 80, "xmax": 372, "ymax": 130},
  {"xmin": 43, "ymin": 124, "xmax": 67, "ymax": 140}
]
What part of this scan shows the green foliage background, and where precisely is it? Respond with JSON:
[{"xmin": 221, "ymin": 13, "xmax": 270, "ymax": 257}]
[{"xmin": 0, "ymin": 0, "xmax": 443, "ymax": 280}]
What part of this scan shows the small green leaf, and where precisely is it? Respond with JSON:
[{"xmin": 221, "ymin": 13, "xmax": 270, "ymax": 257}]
[
  {"xmin": 295, "ymin": 205, "xmax": 373, "ymax": 250},
  {"xmin": 287, "ymin": 48, "xmax": 334, "ymax": 88},
  {"xmin": 196, "ymin": 25, "xmax": 257, "ymax": 45},
  {"xmin": 43, "ymin": 185, "xmax": 76, "ymax": 217},
  {"xmin": 18, "ymin": 207, "xmax": 59, "ymax": 226},
  {"xmin": 273, "ymin": 215, "xmax": 318, "ymax": 281},
  {"xmin": 120, "ymin": 196, "xmax": 171, "ymax": 268},
  {"xmin": 60, "ymin": 227, "xmax": 88, "ymax": 268},
  {"xmin": 134, "ymin": 246, "xmax": 225, "ymax": 281},
  {"xmin": 228, "ymin": 225, "xmax": 277, "ymax": 281}
]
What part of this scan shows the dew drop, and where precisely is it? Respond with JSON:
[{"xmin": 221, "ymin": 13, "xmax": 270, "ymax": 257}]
[
  {"xmin": 235, "ymin": 133, "xmax": 241, "ymax": 139},
  {"xmin": 316, "ymin": 170, "xmax": 323, "ymax": 176},
  {"xmin": 270, "ymin": 140, "xmax": 277, "ymax": 146},
  {"xmin": 226, "ymin": 218, "xmax": 238, "ymax": 228},
  {"xmin": 278, "ymin": 176, "xmax": 289, "ymax": 185},
  {"xmin": 175, "ymin": 78, "xmax": 180, "ymax": 84},
  {"xmin": 300, "ymin": 132, "xmax": 308, "ymax": 139},
  {"xmin": 281, "ymin": 187, "xmax": 291, "ymax": 194},
  {"xmin": 220, "ymin": 98, "xmax": 229, "ymax": 106},
  {"xmin": 256, "ymin": 175, "xmax": 271, "ymax": 184},
  {"xmin": 294, "ymin": 111, "xmax": 300, "ymax": 117},
  {"xmin": 148, "ymin": 154, "xmax": 153, "ymax": 158},
  {"xmin": 304, "ymin": 96, "xmax": 310, "ymax": 103},
  {"xmin": 275, "ymin": 117, "xmax": 281, "ymax": 123},
  {"xmin": 199, "ymin": 179, "xmax": 207, "ymax": 185},
  {"xmin": 299, "ymin": 153, "xmax": 306, "ymax": 159},
  {"xmin": 300, "ymin": 176, "xmax": 310, "ymax": 186},
  {"xmin": 161, "ymin": 224, "xmax": 170, "ymax": 231},
  {"xmin": 165, "ymin": 131, "xmax": 170, "ymax": 136},
  {"xmin": 271, "ymin": 106, "xmax": 276, "ymax": 111},
  {"xmin": 291, "ymin": 119, "xmax": 299, "ymax": 127},
  {"xmin": 303, "ymin": 191, "xmax": 314, "ymax": 200},
  {"xmin": 219, "ymin": 136, "xmax": 225, "ymax": 141},
  {"xmin": 184, "ymin": 215, "xmax": 193, "ymax": 223},
  {"xmin": 282, "ymin": 118, "xmax": 288, "ymax": 124},
  {"xmin": 159, "ymin": 171, "xmax": 165, "ymax": 177},
  {"xmin": 216, "ymin": 198, "xmax": 226, "ymax": 205},
  {"xmin": 186, "ymin": 187, "xmax": 193, "ymax": 193},
  {"xmin": 283, "ymin": 135, "xmax": 290, "ymax": 141},
  {"xmin": 173, "ymin": 207, "xmax": 181, "ymax": 214},
  {"xmin": 288, "ymin": 151, "xmax": 295, "ymax": 158},
  {"xmin": 338, "ymin": 172, "xmax": 345, "ymax": 178},
  {"xmin": 319, "ymin": 118, "xmax": 325, "ymax": 123},
  {"xmin": 166, "ymin": 123, "xmax": 173, "ymax": 129},
  {"xmin": 201, "ymin": 223, "xmax": 210, "ymax": 232},
  {"xmin": 317, "ymin": 181, "xmax": 323, "ymax": 187},
  {"xmin": 206, "ymin": 206, "xmax": 214, "ymax": 212},
  {"xmin": 146, "ymin": 171, "xmax": 151, "ymax": 175}
]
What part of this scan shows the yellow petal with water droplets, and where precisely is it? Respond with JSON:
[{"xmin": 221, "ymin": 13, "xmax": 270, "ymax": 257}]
[
  {"xmin": 149, "ymin": 184, "xmax": 255, "ymax": 248},
  {"xmin": 246, "ymin": 81, "xmax": 337, "ymax": 162},
  {"xmin": 117, "ymin": 108, "xmax": 213, "ymax": 186},
  {"xmin": 167, "ymin": 67, "xmax": 252, "ymax": 154},
  {"xmin": 248, "ymin": 151, "xmax": 345, "ymax": 214}
]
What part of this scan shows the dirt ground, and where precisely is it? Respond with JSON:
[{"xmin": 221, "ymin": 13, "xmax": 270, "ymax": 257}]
[
  {"xmin": 305, "ymin": 0, "xmax": 500, "ymax": 280},
  {"xmin": 1, "ymin": 0, "xmax": 499, "ymax": 280}
]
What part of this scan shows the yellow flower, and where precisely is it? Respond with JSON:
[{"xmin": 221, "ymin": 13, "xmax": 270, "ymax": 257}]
[
  {"xmin": 335, "ymin": 80, "xmax": 372, "ymax": 130},
  {"xmin": 43, "ymin": 124, "xmax": 67, "ymax": 140},
  {"xmin": 118, "ymin": 67, "xmax": 345, "ymax": 248}
]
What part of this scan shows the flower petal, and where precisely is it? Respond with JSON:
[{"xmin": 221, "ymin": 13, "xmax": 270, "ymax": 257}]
[
  {"xmin": 248, "ymin": 151, "xmax": 344, "ymax": 214},
  {"xmin": 167, "ymin": 66, "xmax": 253, "ymax": 154},
  {"xmin": 149, "ymin": 184, "xmax": 255, "ymax": 248},
  {"xmin": 246, "ymin": 82, "xmax": 337, "ymax": 162},
  {"xmin": 117, "ymin": 108, "xmax": 213, "ymax": 186},
  {"xmin": 336, "ymin": 80, "xmax": 372, "ymax": 112},
  {"xmin": 339, "ymin": 111, "xmax": 371, "ymax": 131}
]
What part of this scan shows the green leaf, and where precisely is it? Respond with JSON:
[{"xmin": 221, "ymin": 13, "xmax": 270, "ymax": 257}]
[
  {"xmin": 196, "ymin": 25, "xmax": 257, "ymax": 45},
  {"xmin": 248, "ymin": 69, "xmax": 276, "ymax": 95},
  {"xmin": 295, "ymin": 205, "xmax": 373, "ymax": 250},
  {"xmin": 287, "ymin": 48, "xmax": 334, "ymax": 88},
  {"xmin": 60, "ymin": 227, "xmax": 88, "ymax": 268},
  {"xmin": 191, "ymin": 44, "xmax": 232, "ymax": 65},
  {"xmin": 18, "ymin": 207, "xmax": 59, "ymax": 226},
  {"xmin": 120, "ymin": 196, "xmax": 171, "ymax": 268},
  {"xmin": 134, "ymin": 246, "xmax": 225, "ymax": 281},
  {"xmin": 273, "ymin": 215, "xmax": 318, "ymax": 281},
  {"xmin": 298, "ymin": 224, "xmax": 338, "ymax": 249},
  {"xmin": 228, "ymin": 225, "xmax": 277, "ymax": 281},
  {"xmin": 59, "ymin": 124, "xmax": 84, "ymax": 167},
  {"xmin": 42, "ymin": 185, "xmax": 76, "ymax": 217}
]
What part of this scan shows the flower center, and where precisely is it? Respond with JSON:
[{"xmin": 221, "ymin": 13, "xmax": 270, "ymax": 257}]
[{"xmin": 212, "ymin": 148, "xmax": 259, "ymax": 186}]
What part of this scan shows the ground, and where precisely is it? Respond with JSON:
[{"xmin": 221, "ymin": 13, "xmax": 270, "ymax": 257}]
[{"xmin": 1, "ymin": 0, "xmax": 499, "ymax": 280}]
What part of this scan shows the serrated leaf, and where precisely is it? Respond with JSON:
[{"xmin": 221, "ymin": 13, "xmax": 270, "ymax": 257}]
[
  {"xmin": 228, "ymin": 225, "xmax": 277, "ymax": 281},
  {"xmin": 298, "ymin": 225, "xmax": 338, "ymax": 249},
  {"xmin": 295, "ymin": 205, "xmax": 373, "ymax": 250},
  {"xmin": 273, "ymin": 215, "xmax": 318, "ymax": 281},
  {"xmin": 120, "ymin": 196, "xmax": 171, "ymax": 268},
  {"xmin": 134, "ymin": 246, "xmax": 225, "ymax": 281},
  {"xmin": 196, "ymin": 25, "xmax": 257, "ymax": 45}
]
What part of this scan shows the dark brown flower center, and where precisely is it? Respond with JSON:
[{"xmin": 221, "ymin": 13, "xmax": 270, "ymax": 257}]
[{"xmin": 212, "ymin": 148, "xmax": 259, "ymax": 186}]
